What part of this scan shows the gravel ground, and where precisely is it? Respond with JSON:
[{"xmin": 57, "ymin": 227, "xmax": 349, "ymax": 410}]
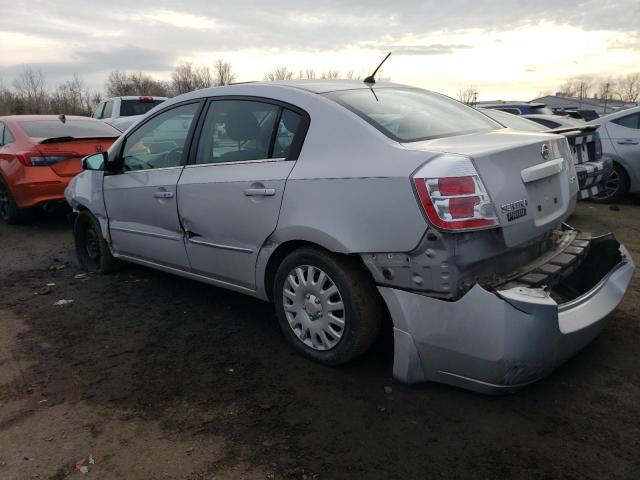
[{"xmin": 0, "ymin": 200, "xmax": 639, "ymax": 480}]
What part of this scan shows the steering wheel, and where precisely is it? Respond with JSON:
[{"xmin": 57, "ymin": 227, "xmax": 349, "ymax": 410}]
[{"xmin": 162, "ymin": 147, "xmax": 183, "ymax": 166}]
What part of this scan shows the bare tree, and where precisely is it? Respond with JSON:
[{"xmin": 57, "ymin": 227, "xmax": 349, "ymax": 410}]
[
  {"xmin": 298, "ymin": 69, "xmax": 317, "ymax": 80},
  {"xmin": 616, "ymin": 73, "xmax": 640, "ymax": 103},
  {"xmin": 106, "ymin": 70, "xmax": 170, "ymax": 97},
  {"xmin": 213, "ymin": 59, "xmax": 236, "ymax": 86},
  {"xmin": 264, "ymin": 66, "xmax": 294, "ymax": 81},
  {"xmin": 321, "ymin": 70, "xmax": 340, "ymax": 80},
  {"xmin": 457, "ymin": 86, "xmax": 477, "ymax": 105},
  {"xmin": 13, "ymin": 67, "xmax": 48, "ymax": 113},
  {"xmin": 558, "ymin": 77, "xmax": 592, "ymax": 99},
  {"xmin": 172, "ymin": 63, "xmax": 213, "ymax": 94},
  {"xmin": 346, "ymin": 71, "xmax": 362, "ymax": 81}
]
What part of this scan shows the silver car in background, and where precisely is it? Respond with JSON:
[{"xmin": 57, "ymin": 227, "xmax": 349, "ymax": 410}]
[
  {"xmin": 588, "ymin": 105, "xmax": 640, "ymax": 202},
  {"xmin": 66, "ymin": 81, "xmax": 634, "ymax": 394}
]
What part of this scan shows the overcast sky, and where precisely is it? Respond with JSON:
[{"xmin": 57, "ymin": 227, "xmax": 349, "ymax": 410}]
[{"xmin": 1, "ymin": 0, "xmax": 639, "ymax": 100}]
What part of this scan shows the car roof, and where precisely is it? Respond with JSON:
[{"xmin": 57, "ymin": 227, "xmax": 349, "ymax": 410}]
[
  {"xmin": 106, "ymin": 96, "xmax": 168, "ymax": 100},
  {"xmin": 596, "ymin": 104, "xmax": 640, "ymax": 122}
]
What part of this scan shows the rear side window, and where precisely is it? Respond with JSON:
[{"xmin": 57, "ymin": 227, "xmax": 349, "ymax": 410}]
[
  {"xmin": 92, "ymin": 102, "xmax": 105, "ymax": 119},
  {"xmin": 195, "ymin": 100, "xmax": 282, "ymax": 164},
  {"xmin": 120, "ymin": 99, "xmax": 165, "ymax": 117},
  {"xmin": 3, "ymin": 124, "xmax": 15, "ymax": 144},
  {"xmin": 18, "ymin": 119, "xmax": 121, "ymax": 139},
  {"xmin": 103, "ymin": 100, "xmax": 114, "ymax": 118},
  {"xmin": 612, "ymin": 113, "xmax": 640, "ymax": 130},
  {"xmin": 274, "ymin": 109, "xmax": 302, "ymax": 158},
  {"xmin": 325, "ymin": 88, "xmax": 498, "ymax": 142}
]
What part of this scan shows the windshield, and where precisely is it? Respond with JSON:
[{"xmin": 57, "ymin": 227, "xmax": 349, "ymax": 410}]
[
  {"xmin": 18, "ymin": 119, "xmax": 121, "ymax": 139},
  {"xmin": 481, "ymin": 109, "xmax": 547, "ymax": 132},
  {"xmin": 120, "ymin": 99, "xmax": 165, "ymax": 117},
  {"xmin": 324, "ymin": 88, "xmax": 500, "ymax": 142}
]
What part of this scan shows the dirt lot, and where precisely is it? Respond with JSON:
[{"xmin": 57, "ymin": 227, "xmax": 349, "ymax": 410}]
[{"xmin": 1, "ymin": 200, "xmax": 639, "ymax": 480}]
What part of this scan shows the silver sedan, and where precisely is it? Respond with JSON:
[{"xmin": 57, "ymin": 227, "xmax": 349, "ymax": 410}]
[{"xmin": 66, "ymin": 81, "xmax": 634, "ymax": 394}]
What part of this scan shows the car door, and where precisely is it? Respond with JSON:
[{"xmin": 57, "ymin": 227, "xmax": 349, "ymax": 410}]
[
  {"xmin": 103, "ymin": 101, "xmax": 202, "ymax": 269},
  {"xmin": 177, "ymin": 98, "xmax": 308, "ymax": 290},
  {"xmin": 607, "ymin": 112, "xmax": 640, "ymax": 165}
]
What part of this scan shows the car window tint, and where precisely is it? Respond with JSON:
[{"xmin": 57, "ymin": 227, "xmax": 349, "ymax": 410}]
[
  {"xmin": 273, "ymin": 109, "xmax": 302, "ymax": 158},
  {"xmin": 120, "ymin": 99, "xmax": 165, "ymax": 117},
  {"xmin": 103, "ymin": 100, "xmax": 114, "ymax": 118},
  {"xmin": 325, "ymin": 88, "xmax": 498, "ymax": 142},
  {"xmin": 121, "ymin": 103, "xmax": 199, "ymax": 171},
  {"xmin": 529, "ymin": 118, "xmax": 561, "ymax": 129},
  {"xmin": 612, "ymin": 113, "xmax": 640, "ymax": 130},
  {"xmin": 93, "ymin": 102, "xmax": 105, "ymax": 119},
  {"xmin": 2, "ymin": 124, "xmax": 15, "ymax": 144},
  {"xmin": 196, "ymin": 100, "xmax": 280, "ymax": 164}
]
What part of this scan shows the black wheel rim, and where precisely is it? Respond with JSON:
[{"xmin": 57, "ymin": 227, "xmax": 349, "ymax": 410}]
[
  {"xmin": 0, "ymin": 182, "xmax": 9, "ymax": 220},
  {"xmin": 596, "ymin": 170, "xmax": 620, "ymax": 200},
  {"xmin": 84, "ymin": 226, "xmax": 100, "ymax": 261}
]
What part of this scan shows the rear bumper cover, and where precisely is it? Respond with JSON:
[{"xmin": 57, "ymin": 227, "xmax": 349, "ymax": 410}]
[{"xmin": 379, "ymin": 234, "xmax": 634, "ymax": 394}]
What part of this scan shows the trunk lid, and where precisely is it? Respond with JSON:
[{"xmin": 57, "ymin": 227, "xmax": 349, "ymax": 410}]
[
  {"xmin": 35, "ymin": 138, "xmax": 116, "ymax": 177},
  {"xmin": 406, "ymin": 129, "xmax": 578, "ymax": 247}
]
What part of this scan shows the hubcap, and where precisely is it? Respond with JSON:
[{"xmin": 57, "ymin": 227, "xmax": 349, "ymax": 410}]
[
  {"xmin": 84, "ymin": 226, "xmax": 100, "ymax": 261},
  {"xmin": 596, "ymin": 170, "xmax": 620, "ymax": 199},
  {"xmin": 282, "ymin": 265, "xmax": 346, "ymax": 351}
]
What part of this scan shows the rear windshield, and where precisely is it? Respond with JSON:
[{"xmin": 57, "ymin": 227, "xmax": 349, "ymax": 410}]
[
  {"xmin": 120, "ymin": 99, "xmax": 165, "ymax": 117},
  {"xmin": 529, "ymin": 105, "xmax": 554, "ymax": 115},
  {"xmin": 481, "ymin": 109, "xmax": 547, "ymax": 132},
  {"xmin": 324, "ymin": 88, "xmax": 499, "ymax": 142},
  {"xmin": 18, "ymin": 119, "xmax": 121, "ymax": 139}
]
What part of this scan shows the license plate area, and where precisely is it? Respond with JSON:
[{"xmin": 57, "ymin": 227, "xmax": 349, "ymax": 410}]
[{"xmin": 527, "ymin": 173, "xmax": 567, "ymax": 226}]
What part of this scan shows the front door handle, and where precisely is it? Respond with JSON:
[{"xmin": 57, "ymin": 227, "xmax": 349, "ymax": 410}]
[
  {"xmin": 617, "ymin": 140, "xmax": 639, "ymax": 145},
  {"xmin": 244, "ymin": 188, "xmax": 276, "ymax": 197},
  {"xmin": 154, "ymin": 191, "xmax": 174, "ymax": 199}
]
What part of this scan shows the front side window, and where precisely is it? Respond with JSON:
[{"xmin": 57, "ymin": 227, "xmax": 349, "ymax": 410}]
[
  {"xmin": 196, "ymin": 100, "xmax": 280, "ymax": 164},
  {"xmin": 121, "ymin": 102, "xmax": 199, "ymax": 171},
  {"xmin": 612, "ymin": 113, "xmax": 640, "ymax": 130},
  {"xmin": 325, "ymin": 88, "xmax": 499, "ymax": 142}
]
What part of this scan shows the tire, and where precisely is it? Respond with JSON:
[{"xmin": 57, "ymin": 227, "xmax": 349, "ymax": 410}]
[
  {"xmin": 591, "ymin": 163, "xmax": 630, "ymax": 204},
  {"xmin": 273, "ymin": 247, "xmax": 383, "ymax": 366},
  {"xmin": 0, "ymin": 176, "xmax": 25, "ymax": 224},
  {"xmin": 74, "ymin": 211, "xmax": 119, "ymax": 273}
]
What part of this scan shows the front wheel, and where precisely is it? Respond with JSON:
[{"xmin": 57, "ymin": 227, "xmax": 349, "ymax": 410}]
[
  {"xmin": 273, "ymin": 247, "xmax": 383, "ymax": 366},
  {"xmin": 74, "ymin": 211, "xmax": 119, "ymax": 273}
]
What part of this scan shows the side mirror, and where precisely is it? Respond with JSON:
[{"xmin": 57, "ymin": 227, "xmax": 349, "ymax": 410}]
[{"xmin": 82, "ymin": 152, "xmax": 108, "ymax": 171}]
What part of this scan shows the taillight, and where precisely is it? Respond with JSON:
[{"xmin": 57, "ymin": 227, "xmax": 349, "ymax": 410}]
[
  {"xmin": 412, "ymin": 154, "xmax": 499, "ymax": 231},
  {"xmin": 16, "ymin": 150, "xmax": 77, "ymax": 167},
  {"xmin": 594, "ymin": 137, "xmax": 603, "ymax": 160}
]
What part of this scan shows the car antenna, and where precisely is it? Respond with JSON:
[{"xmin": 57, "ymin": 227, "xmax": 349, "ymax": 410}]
[
  {"xmin": 363, "ymin": 52, "xmax": 391, "ymax": 85},
  {"xmin": 58, "ymin": 113, "xmax": 66, "ymax": 124}
]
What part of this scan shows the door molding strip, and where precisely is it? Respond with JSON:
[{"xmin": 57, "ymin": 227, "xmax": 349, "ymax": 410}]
[{"xmin": 111, "ymin": 226, "xmax": 182, "ymax": 241}]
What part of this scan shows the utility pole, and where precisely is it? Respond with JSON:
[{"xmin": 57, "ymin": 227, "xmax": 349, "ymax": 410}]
[
  {"xmin": 603, "ymin": 82, "xmax": 610, "ymax": 113},
  {"xmin": 473, "ymin": 91, "xmax": 478, "ymax": 107}
]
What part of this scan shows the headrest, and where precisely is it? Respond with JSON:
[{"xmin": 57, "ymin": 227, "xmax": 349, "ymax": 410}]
[
  {"xmin": 282, "ymin": 111, "xmax": 300, "ymax": 133},
  {"xmin": 224, "ymin": 109, "xmax": 259, "ymax": 141}
]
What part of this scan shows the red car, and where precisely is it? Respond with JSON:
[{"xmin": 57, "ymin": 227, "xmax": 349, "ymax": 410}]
[{"xmin": 0, "ymin": 115, "xmax": 120, "ymax": 223}]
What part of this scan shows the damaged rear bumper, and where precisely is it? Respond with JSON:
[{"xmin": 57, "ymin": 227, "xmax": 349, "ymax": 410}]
[{"xmin": 379, "ymin": 233, "xmax": 634, "ymax": 394}]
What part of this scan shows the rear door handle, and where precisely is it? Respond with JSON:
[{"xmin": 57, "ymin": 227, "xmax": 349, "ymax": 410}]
[
  {"xmin": 617, "ymin": 140, "xmax": 639, "ymax": 145},
  {"xmin": 154, "ymin": 191, "xmax": 174, "ymax": 199},
  {"xmin": 244, "ymin": 188, "xmax": 276, "ymax": 197}
]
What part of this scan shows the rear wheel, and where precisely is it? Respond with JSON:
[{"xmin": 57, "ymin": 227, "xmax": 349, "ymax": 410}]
[
  {"xmin": 74, "ymin": 211, "xmax": 119, "ymax": 273},
  {"xmin": 592, "ymin": 163, "xmax": 630, "ymax": 203},
  {"xmin": 0, "ymin": 177, "xmax": 24, "ymax": 224},
  {"xmin": 273, "ymin": 247, "xmax": 383, "ymax": 366}
]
